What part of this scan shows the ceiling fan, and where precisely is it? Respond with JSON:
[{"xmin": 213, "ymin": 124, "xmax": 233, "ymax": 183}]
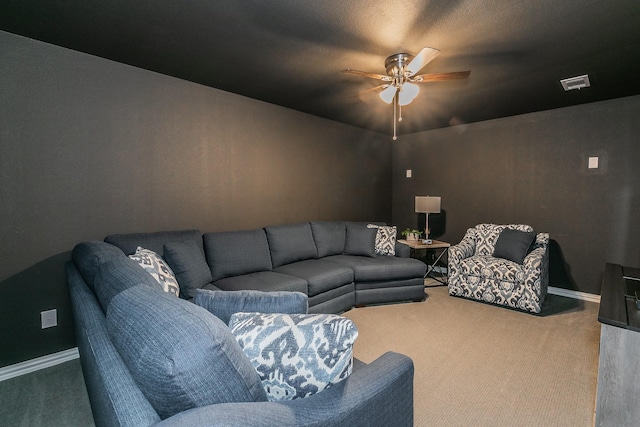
[{"xmin": 342, "ymin": 47, "xmax": 470, "ymax": 139}]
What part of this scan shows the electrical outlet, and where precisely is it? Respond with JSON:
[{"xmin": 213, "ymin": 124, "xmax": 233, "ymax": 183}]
[
  {"xmin": 41, "ymin": 309, "xmax": 57, "ymax": 329},
  {"xmin": 406, "ymin": 169, "xmax": 412, "ymax": 178}
]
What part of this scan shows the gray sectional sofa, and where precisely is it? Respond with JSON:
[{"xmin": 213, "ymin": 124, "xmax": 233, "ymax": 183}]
[
  {"xmin": 103, "ymin": 221, "xmax": 427, "ymax": 313},
  {"xmin": 67, "ymin": 221, "xmax": 425, "ymax": 426}
]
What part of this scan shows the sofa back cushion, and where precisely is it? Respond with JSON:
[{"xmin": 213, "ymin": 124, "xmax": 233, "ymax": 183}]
[
  {"xmin": 310, "ymin": 221, "xmax": 346, "ymax": 257},
  {"xmin": 163, "ymin": 239, "xmax": 213, "ymax": 299},
  {"xmin": 344, "ymin": 222, "xmax": 378, "ymax": 257},
  {"xmin": 93, "ymin": 255, "xmax": 163, "ymax": 313},
  {"xmin": 204, "ymin": 229, "xmax": 273, "ymax": 281},
  {"xmin": 106, "ymin": 284, "xmax": 267, "ymax": 420},
  {"xmin": 474, "ymin": 224, "xmax": 534, "ymax": 256},
  {"xmin": 71, "ymin": 241, "xmax": 126, "ymax": 291},
  {"xmin": 105, "ymin": 230, "xmax": 202, "ymax": 256},
  {"xmin": 265, "ymin": 223, "xmax": 318, "ymax": 268}
]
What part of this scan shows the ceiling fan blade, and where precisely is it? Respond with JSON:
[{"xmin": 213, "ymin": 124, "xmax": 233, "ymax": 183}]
[
  {"xmin": 404, "ymin": 47, "xmax": 441, "ymax": 76},
  {"xmin": 360, "ymin": 84, "xmax": 389, "ymax": 94},
  {"xmin": 411, "ymin": 70, "xmax": 471, "ymax": 82},
  {"xmin": 341, "ymin": 69, "xmax": 392, "ymax": 81}
]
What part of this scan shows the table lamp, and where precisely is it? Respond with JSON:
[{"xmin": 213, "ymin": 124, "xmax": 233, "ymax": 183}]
[{"xmin": 415, "ymin": 196, "xmax": 441, "ymax": 240}]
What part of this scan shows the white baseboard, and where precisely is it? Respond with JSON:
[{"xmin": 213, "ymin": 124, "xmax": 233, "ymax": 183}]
[
  {"xmin": 548, "ymin": 286, "xmax": 601, "ymax": 304},
  {"xmin": 0, "ymin": 347, "xmax": 79, "ymax": 382}
]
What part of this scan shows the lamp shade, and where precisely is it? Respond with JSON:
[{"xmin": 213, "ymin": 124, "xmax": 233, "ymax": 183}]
[
  {"xmin": 398, "ymin": 83, "xmax": 420, "ymax": 106},
  {"xmin": 379, "ymin": 85, "xmax": 398, "ymax": 104},
  {"xmin": 415, "ymin": 196, "xmax": 441, "ymax": 213}
]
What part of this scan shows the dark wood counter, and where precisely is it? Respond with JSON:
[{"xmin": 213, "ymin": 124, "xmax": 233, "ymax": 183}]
[
  {"xmin": 595, "ymin": 262, "xmax": 640, "ymax": 426},
  {"xmin": 597, "ymin": 262, "xmax": 640, "ymax": 332}
]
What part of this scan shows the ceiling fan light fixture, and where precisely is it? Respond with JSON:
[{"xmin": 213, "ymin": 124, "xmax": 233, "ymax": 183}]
[
  {"xmin": 398, "ymin": 82, "xmax": 420, "ymax": 106},
  {"xmin": 379, "ymin": 85, "xmax": 398, "ymax": 104}
]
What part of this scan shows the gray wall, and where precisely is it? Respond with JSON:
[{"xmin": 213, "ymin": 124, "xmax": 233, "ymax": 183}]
[
  {"xmin": 393, "ymin": 95, "xmax": 640, "ymax": 295},
  {"xmin": 0, "ymin": 31, "xmax": 392, "ymax": 367}
]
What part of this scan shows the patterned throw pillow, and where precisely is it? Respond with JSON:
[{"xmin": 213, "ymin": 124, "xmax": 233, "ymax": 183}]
[
  {"xmin": 367, "ymin": 224, "xmax": 397, "ymax": 256},
  {"xmin": 128, "ymin": 247, "xmax": 180, "ymax": 297},
  {"xmin": 228, "ymin": 312, "xmax": 358, "ymax": 401}
]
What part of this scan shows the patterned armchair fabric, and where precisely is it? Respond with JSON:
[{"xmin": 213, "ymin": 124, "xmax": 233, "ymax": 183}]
[{"xmin": 448, "ymin": 224, "xmax": 549, "ymax": 313}]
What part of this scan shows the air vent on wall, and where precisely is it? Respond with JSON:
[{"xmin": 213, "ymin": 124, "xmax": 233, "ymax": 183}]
[{"xmin": 560, "ymin": 74, "xmax": 590, "ymax": 91}]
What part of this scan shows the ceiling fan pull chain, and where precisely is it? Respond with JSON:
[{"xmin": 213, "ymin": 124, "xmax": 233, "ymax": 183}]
[{"xmin": 393, "ymin": 96, "xmax": 397, "ymax": 140}]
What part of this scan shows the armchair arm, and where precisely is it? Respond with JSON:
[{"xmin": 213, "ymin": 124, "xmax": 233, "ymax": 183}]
[
  {"xmin": 448, "ymin": 228, "xmax": 477, "ymax": 264},
  {"xmin": 523, "ymin": 233, "xmax": 550, "ymax": 282},
  {"xmin": 155, "ymin": 351, "xmax": 414, "ymax": 427}
]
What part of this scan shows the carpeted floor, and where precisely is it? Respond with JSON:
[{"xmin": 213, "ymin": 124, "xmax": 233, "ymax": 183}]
[
  {"xmin": 0, "ymin": 285, "xmax": 600, "ymax": 427},
  {"xmin": 343, "ymin": 285, "xmax": 601, "ymax": 427},
  {"xmin": 0, "ymin": 358, "xmax": 94, "ymax": 427}
]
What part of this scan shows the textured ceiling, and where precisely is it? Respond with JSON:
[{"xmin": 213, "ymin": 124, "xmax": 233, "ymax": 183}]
[{"xmin": 3, "ymin": 0, "xmax": 640, "ymax": 136}]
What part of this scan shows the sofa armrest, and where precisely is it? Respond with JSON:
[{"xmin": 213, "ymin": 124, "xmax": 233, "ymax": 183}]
[
  {"xmin": 523, "ymin": 233, "xmax": 550, "ymax": 282},
  {"xmin": 448, "ymin": 228, "xmax": 477, "ymax": 264},
  {"xmin": 154, "ymin": 351, "xmax": 414, "ymax": 427},
  {"xmin": 394, "ymin": 241, "xmax": 411, "ymax": 258}
]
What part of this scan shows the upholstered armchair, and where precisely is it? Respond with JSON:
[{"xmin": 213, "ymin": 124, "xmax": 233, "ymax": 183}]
[{"xmin": 447, "ymin": 224, "xmax": 549, "ymax": 313}]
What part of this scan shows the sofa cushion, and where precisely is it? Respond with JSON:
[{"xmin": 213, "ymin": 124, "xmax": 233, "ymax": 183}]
[
  {"xmin": 211, "ymin": 271, "xmax": 308, "ymax": 294},
  {"xmin": 367, "ymin": 224, "xmax": 397, "ymax": 256},
  {"xmin": 344, "ymin": 223, "xmax": 377, "ymax": 257},
  {"xmin": 274, "ymin": 259, "xmax": 354, "ymax": 297},
  {"xmin": 71, "ymin": 241, "xmax": 125, "ymax": 291},
  {"xmin": 458, "ymin": 255, "xmax": 526, "ymax": 284},
  {"xmin": 204, "ymin": 229, "xmax": 273, "ymax": 281},
  {"xmin": 474, "ymin": 224, "xmax": 534, "ymax": 256},
  {"xmin": 164, "ymin": 240, "xmax": 213, "ymax": 299},
  {"xmin": 493, "ymin": 228, "xmax": 536, "ymax": 264},
  {"xmin": 107, "ymin": 284, "xmax": 267, "ymax": 420},
  {"xmin": 193, "ymin": 289, "xmax": 308, "ymax": 325},
  {"xmin": 94, "ymin": 256, "xmax": 163, "ymax": 313},
  {"xmin": 326, "ymin": 255, "xmax": 426, "ymax": 282},
  {"xmin": 229, "ymin": 312, "xmax": 358, "ymax": 401},
  {"xmin": 105, "ymin": 230, "xmax": 202, "ymax": 256},
  {"xmin": 310, "ymin": 221, "xmax": 346, "ymax": 257},
  {"xmin": 265, "ymin": 223, "xmax": 318, "ymax": 268},
  {"xmin": 128, "ymin": 247, "xmax": 180, "ymax": 297}
]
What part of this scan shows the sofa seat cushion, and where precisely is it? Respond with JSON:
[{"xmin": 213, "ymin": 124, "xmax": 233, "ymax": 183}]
[
  {"xmin": 204, "ymin": 229, "xmax": 273, "ymax": 281},
  {"xmin": 265, "ymin": 223, "xmax": 318, "ymax": 268},
  {"xmin": 210, "ymin": 271, "xmax": 308, "ymax": 294},
  {"xmin": 228, "ymin": 312, "xmax": 358, "ymax": 401},
  {"xmin": 107, "ymin": 284, "xmax": 267, "ymax": 420},
  {"xmin": 193, "ymin": 289, "xmax": 308, "ymax": 325},
  {"xmin": 458, "ymin": 255, "xmax": 525, "ymax": 283},
  {"xmin": 273, "ymin": 259, "xmax": 354, "ymax": 297},
  {"xmin": 325, "ymin": 255, "xmax": 426, "ymax": 282}
]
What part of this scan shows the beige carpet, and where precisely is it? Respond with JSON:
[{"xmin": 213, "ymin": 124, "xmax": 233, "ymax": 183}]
[{"xmin": 343, "ymin": 285, "xmax": 601, "ymax": 427}]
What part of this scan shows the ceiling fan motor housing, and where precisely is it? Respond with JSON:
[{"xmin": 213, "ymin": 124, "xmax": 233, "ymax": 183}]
[{"xmin": 385, "ymin": 53, "xmax": 414, "ymax": 78}]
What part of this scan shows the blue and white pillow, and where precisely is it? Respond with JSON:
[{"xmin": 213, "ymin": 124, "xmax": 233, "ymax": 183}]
[
  {"xmin": 367, "ymin": 224, "xmax": 397, "ymax": 256},
  {"xmin": 128, "ymin": 247, "xmax": 180, "ymax": 297},
  {"xmin": 228, "ymin": 312, "xmax": 358, "ymax": 401}
]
